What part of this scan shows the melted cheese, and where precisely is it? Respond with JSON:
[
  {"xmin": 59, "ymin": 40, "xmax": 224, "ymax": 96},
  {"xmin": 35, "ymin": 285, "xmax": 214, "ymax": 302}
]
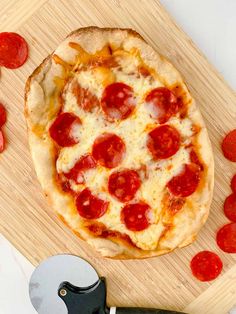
[{"xmin": 56, "ymin": 50, "xmax": 193, "ymax": 250}]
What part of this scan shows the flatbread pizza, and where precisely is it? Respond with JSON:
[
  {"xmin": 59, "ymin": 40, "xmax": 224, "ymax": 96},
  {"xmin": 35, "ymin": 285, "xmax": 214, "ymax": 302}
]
[{"xmin": 25, "ymin": 27, "xmax": 214, "ymax": 258}]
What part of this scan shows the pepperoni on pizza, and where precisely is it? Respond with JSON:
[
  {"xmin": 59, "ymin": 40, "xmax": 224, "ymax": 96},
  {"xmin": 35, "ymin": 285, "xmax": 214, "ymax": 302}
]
[{"xmin": 25, "ymin": 27, "xmax": 214, "ymax": 258}]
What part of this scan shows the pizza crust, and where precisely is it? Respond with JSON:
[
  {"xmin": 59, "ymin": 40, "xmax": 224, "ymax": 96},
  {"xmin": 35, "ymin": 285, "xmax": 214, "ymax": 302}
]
[{"xmin": 25, "ymin": 27, "xmax": 214, "ymax": 259}]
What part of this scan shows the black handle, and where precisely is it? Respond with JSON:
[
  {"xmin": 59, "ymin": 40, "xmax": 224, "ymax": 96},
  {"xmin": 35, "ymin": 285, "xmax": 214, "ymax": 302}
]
[
  {"xmin": 58, "ymin": 278, "xmax": 107, "ymax": 314},
  {"xmin": 116, "ymin": 308, "xmax": 187, "ymax": 314}
]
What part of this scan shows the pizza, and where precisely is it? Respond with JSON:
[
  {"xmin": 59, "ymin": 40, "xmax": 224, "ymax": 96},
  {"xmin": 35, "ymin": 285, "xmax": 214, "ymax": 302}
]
[{"xmin": 25, "ymin": 27, "xmax": 214, "ymax": 258}]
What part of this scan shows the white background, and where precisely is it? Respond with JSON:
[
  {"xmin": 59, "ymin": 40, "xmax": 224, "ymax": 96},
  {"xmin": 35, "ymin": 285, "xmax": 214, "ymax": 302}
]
[{"xmin": 0, "ymin": 1, "xmax": 236, "ymax": 313}]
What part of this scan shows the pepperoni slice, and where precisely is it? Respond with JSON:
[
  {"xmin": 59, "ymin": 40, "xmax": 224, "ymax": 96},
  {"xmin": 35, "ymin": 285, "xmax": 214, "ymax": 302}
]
[
  {"xmin": 76, "ymin": 188, "xmax": 109, "ymax": 219},
  {"xmin": 72, "ymin": 80, "xmax": 99, "ymax": 112},
  {"xmin": 0, "ymin": 103, "xmax": 7, "ymax": 127},
  {"xmin": 147, "ymin": 125, "xmax": 180, "ymax": 160},
  {"xmin": 64, "ymin": 154, "xmax": 96, "ymax": 184},
  {"xmin": 190, "ymin": 149, "xmax": 204, "ymax": 171},
  {"xmin": 121, "ymin": 202, "xmax": 150, "ymax": 231},
  {"xmin": 145, "ymin": 87, "xmax": 180, "ymax": 124},
  {"xmin": 167, "ymin": 164, "xmax": 200, "ymax": 197},
  {"xmin": 92, "ymin": 133, "xmax": 126, "ymax": 168},
  {"xmin": 231, "ymin": 175, "xmax": 236, "ymax": 193},
  {"xmin": 101, "ymin": 82, "xmax": 136, "ymax": 120},
  {"xmin": 49, "ymin": 112, "xmax": 81, "ymax": 147},
  {"xmin": 224, "ymin": 194, "xmax": 236, "ymax": 222},
  {"xmin": 60, "ymin": 180, "xmax": 73, "ymax": 193},
  {"xmin": 190, "ymin": 251, "xmax": 223, "ymax": 282},
  {"xmin": 0, "ymin": 130, "xmax": 5, "ymax": 153},
  {"xmin": 217, "ymin": 223, "xmax": 236, "ymax": 253},
  {"xmin": 108, "ymin": 169, "xmax": 141, "ymax": 202},
  {"xmin": 222, "ymin": 130, "xmax": 236, "ymax": 162},
  {"xmin": 0, "ymin": 32, "xmax": 28, "ymax": 69}
]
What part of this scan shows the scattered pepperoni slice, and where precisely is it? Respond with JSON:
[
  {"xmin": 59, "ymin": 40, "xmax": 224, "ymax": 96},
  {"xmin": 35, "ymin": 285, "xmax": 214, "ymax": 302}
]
[
  {"xmin": 0, "ymin": 103, "xmax": 7, "ymax": 127},
  {"xmin": 64, "ymin": 154, "xmax": 96, "ymax": 184},
  {"xmin": 49, "ymin": 112, "xmax": 81, "ymax": 147},
  {"xmin": 217, "ymin": 223, "xmax": 236, "ymax": 253},
  {"xmin": 72, "ymin": 80, "xmax": 99, "ymax": 112},
  {"xmin": 0, "ymin": 32, "xmax": 28, "ymax": 69},
  {"xmin": 92, "ymin": 133, "xmax": 126, "ymax": 168},
  {"xmin": 145, "ymin": 87, "xmax": 181, "ymax": 124},
  {"xmin": 167, "ymin": 164, "xmax": 200, "ymax": 197},
  {"xmin": 222, "ymin": 130, "xmax": 236, "ymax": 162},
  {"xmin": 108, "ymin": 169, "xmax": 141, "ymax": 202},
  {"xmin": 231, "ymin": 175, "xmax": 236, "ymax": 193},
  {"xmin": 147, "ymin": 125, "xmax": 180, "ymax": 160},
  {"xmin": 76, "ymin": 188, "xmax": 109, "ymax": 219},
  {"xmin": 121, "ymin": 202, "xmax": 150, "ymax": 231},
  {"xmin": 190, "ymin": 251, "xmax": 223, "ymax": 282},
  {"xmin": 0, "ymin": 130, "xmax": 5, "ymax": 153},
  {"xmin": 224, "ymin": 194, "xmax": 236, "ymax": 222},
  {"xmin": 101, "ymin": 82, "xmax": 136, "ymax": 120}
]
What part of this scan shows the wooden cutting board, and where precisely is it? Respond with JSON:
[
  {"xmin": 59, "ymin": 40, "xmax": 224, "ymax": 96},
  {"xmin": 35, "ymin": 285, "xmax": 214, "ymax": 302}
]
[{"xmin": 1, "ymin": 1, "xmax": 236, "ymax": 313}]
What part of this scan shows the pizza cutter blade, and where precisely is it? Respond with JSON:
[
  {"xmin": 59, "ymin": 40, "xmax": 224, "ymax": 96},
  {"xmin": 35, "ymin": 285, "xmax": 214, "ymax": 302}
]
[
  {"xmin": 29, "ymin": 254, "xmax": 99, "ymax": 314},
  {"xmin": 29, "ymin": 254, "xmax": 187, "ymax": 314}
]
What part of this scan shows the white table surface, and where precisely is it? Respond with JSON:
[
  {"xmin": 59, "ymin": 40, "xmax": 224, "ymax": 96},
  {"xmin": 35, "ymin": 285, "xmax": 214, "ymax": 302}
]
[{"xmin": 1, "ymin": 1, "xmax": 236, "ymax": 313}]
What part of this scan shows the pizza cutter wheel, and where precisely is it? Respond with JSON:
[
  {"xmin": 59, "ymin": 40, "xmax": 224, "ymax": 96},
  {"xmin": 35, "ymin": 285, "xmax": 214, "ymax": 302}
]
[{"xmin": 29, "ymin": 254, "xmax": 187, "ymax": 314}]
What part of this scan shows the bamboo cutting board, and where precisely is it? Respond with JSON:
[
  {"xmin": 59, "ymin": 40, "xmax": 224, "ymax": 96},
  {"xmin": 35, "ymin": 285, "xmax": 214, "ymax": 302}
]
[{"xmin": 0, "ymin": 1, "xmax": 236, "ymax": 313}]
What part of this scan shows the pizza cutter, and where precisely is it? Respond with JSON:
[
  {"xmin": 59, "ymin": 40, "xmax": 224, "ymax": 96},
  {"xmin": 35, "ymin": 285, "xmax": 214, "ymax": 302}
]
[{"xmin": 29, "ymin": 254, "xmax": 187, "ymax": 314}]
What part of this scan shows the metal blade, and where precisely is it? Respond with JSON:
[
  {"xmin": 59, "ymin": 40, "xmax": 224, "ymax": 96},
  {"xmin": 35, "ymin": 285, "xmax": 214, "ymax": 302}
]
[{"xmin": 29, "ymin": 254, "xmax": 99, "ymax": 314}]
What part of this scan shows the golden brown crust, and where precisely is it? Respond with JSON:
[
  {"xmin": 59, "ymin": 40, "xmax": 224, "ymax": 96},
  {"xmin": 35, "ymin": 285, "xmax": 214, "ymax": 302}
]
[
  {"xmin": 25, "ymin": 27, "xmax": 214, "ymax": 259},
  {"xmin": 66, "ymin": 26, "xmax": 145, "ymax": 42},
  {"xmin": 25, "ymin": 55, "xmax": 51, "ymax": 113}
]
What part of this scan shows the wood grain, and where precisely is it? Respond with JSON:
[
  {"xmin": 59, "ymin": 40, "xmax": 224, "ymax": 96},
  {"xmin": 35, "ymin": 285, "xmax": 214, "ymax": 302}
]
[
  {"xmin": 0, "ymin": 0, "xmax": 48, "ymax": 31},
  {"xmin": 0, "ymin": 0, "xmax": 236, "ymax": 313}
]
